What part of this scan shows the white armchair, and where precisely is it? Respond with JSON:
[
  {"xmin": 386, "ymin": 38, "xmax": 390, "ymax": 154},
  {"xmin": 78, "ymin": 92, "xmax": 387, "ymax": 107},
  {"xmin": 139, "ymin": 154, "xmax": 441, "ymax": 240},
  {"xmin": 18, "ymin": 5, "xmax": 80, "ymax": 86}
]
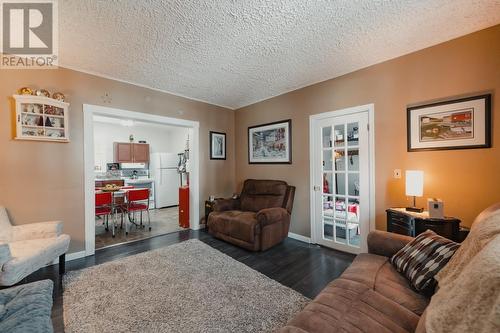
[{"xmin": 0, "ymin": 207, "xmax": 70, "ymax": 286}]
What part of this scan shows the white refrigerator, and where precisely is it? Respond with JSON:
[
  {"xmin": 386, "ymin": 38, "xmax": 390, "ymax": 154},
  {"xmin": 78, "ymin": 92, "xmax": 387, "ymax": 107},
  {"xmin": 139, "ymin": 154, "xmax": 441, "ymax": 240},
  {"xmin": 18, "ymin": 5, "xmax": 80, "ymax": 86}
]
[{"xmin": 150, "ymin": 153, "xmax": 180, "ymax": 208}]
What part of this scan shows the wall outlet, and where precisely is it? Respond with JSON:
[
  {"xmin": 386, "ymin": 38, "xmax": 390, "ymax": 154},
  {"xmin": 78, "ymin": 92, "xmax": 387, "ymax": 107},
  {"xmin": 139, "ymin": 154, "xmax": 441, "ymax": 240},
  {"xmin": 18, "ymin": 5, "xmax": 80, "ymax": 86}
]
[{"xmin": 394, "ymin": 169, "xmax": 402, "ymax": 179}]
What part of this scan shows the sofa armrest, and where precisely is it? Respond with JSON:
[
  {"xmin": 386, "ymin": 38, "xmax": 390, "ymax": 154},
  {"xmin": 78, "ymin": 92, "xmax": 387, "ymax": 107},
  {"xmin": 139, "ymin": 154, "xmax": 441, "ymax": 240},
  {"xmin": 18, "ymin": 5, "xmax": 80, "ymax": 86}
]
[
  {"xmin": 256, "ymin": 207, "xmax": 290, "ymax": 227},
  {"xmin": 0, "ymin": 242, "xmax": 11, "ymax": 268},
  {"xmin": 12, "ymin": 221, "xmax": 63, "ymax": 241},
  {"xmin": 367, "ymin": 230, "xmax": 414, "ymax": 257},
  {"xmin": 213, "ymin": 198, "xmax": 240, "ymax": 212}
]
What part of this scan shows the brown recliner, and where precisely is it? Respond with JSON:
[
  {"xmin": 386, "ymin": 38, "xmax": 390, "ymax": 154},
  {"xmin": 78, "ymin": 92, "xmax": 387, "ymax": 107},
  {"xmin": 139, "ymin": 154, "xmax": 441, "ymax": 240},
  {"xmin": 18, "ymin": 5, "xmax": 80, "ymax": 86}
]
[{"xmin": 207, "ymin": 179, "xmax": 295, "ymax": 251}]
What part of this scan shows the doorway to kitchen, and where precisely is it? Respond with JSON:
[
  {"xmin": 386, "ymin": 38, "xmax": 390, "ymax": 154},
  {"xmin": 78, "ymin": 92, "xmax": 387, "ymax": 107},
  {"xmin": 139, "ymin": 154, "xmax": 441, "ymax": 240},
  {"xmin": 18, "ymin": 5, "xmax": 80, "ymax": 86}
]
[{"xmin": 83, "ymin": 105, "xmax": 200, "ymax": 256}]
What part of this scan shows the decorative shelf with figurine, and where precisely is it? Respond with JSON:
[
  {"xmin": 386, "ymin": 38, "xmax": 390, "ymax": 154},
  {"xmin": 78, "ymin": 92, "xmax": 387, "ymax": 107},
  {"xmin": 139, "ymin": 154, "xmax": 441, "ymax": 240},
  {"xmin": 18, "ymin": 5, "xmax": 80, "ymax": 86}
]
[{"xmin": 13, "ymin": 90, "xmax": 69, "ymax": 142}]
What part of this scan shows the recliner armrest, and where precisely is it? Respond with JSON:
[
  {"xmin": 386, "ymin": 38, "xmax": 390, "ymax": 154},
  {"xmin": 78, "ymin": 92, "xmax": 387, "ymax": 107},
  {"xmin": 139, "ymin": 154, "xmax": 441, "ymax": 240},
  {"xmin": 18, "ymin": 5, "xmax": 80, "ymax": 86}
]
[
  {"xmin": 12, "ymin": 221, "xmax": 63, "ymax": 241},
  {"xmin": 213, "ymin": 198, "xmax": 241, "ymax": 212},
  {"xmin": 367, "ymin": 230, "xmax": 414, "ymax": 257},
  {"xmin": 256, "ymin": 207, "xmax": 290, "ymax": 227}
]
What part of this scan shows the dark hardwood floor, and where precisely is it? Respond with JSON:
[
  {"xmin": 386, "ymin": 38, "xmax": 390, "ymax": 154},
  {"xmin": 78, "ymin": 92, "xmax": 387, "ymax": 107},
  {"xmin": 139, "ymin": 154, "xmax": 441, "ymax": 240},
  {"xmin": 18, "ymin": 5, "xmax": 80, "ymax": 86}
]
[{"xmin": 26, "ymin": 230, "xmax": 355, "ymax": 332}]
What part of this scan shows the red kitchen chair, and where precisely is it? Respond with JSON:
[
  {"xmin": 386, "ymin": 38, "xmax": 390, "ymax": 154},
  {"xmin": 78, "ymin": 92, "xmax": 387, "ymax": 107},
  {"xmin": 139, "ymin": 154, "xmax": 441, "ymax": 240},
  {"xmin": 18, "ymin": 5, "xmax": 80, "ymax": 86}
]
[
  {"xmin": 95, "ymin": 192, "xmax": 116, "ymax": 237},
  {"xmin": 124, "ymin": 189, "xmax": 151, "ymax": 235}
]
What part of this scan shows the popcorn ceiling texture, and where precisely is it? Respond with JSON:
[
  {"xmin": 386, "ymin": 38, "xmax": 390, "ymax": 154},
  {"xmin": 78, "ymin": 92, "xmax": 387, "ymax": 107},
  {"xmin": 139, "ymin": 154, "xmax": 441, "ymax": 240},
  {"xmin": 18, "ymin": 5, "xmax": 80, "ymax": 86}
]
[{"xmin": 59, "ymin": 0, "xmax": 500, "ymax": 109}]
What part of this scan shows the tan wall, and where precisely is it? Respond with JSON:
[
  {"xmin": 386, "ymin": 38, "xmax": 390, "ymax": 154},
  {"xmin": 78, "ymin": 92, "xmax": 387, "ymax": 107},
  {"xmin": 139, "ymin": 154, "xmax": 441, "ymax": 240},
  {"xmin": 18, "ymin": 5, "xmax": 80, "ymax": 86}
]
[
  {"xmin": 235, "ymin": 25, "xmax": 500, "ymax": 237},
  {"xmin": 0, "ymin": 68, "xmax": 235, "ymax": 253}
]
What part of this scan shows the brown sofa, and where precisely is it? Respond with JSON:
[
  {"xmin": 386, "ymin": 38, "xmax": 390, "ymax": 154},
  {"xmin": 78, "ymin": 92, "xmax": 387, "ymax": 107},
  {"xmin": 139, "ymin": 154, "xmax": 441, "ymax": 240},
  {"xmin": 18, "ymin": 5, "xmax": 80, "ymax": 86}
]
[
  {"xmin": 280, "ymin": 231, "xmax": 428, "ymax": 333},
  {"xmin": 280, "ymin": 203, "xmax": 500, "ymax": 333},
  {"xmin": 207, "ymin": 179, "xmax": 295, "ymax": 251}
]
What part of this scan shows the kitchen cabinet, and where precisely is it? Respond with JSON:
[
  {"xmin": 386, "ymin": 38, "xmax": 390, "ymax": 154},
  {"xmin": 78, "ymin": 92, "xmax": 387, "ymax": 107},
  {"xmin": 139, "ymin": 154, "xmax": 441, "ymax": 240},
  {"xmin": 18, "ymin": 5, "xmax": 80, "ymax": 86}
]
[
  {"xmin": 114, "ymin": 143, "xmax": 133, "ymax": 163},
  {"xmin": 133, "ymin": 143, "xmax": 150, "ymax": 163},
  {"xmin": 113, "ymin": 143, "xmax": 150, "ymax": 163}
]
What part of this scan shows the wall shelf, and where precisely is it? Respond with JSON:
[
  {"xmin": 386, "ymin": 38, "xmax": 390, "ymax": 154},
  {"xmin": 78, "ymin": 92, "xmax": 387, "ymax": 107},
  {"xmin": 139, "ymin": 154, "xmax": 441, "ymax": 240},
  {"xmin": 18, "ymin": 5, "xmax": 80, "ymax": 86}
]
[{"xmin": 14, "ymin": 95, "xmax": 70, "ymax": 142}]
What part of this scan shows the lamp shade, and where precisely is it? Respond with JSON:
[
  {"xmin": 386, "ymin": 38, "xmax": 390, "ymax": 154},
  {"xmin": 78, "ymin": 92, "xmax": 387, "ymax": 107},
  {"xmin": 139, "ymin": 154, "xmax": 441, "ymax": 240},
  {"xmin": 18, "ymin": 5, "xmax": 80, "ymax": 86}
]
[{"xmin": 406, "ymin": 170, "xmax": 424, "ymax": 197}]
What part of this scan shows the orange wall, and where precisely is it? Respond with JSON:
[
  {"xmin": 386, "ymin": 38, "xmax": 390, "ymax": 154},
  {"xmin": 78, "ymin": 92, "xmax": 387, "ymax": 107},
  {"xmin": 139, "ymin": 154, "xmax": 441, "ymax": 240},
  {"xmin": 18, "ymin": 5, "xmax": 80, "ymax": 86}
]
[
  {"xmin": 235, "ymin": 25, "xmax": 500, "ymax": 237},
  {"xmin": 1, "ymin": 25, "xmax": 498, "ymax": 251},
  {"xmin": 0, "ymin": 68, "xmax": 236, "ymax": 253}
]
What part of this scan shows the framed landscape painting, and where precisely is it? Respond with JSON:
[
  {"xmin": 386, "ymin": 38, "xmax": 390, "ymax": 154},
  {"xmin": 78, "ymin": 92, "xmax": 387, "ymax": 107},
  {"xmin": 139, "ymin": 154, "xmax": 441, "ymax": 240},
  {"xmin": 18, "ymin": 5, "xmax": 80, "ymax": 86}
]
[
  {"xmin": 248, "ymin": 119, "xmax": 292, "ymax": 164},
  {"xmin": 407, "ymin": 94, "xmax": 491, "ymax": 152},
  {"xmin": 210, "ymin": 131, "xmax": 226, "ymax": 160}
]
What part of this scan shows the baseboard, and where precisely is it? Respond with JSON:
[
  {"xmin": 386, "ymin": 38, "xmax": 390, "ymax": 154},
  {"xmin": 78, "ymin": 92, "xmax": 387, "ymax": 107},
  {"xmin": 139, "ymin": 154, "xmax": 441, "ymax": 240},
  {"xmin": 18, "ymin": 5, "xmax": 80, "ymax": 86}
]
[
  {"xmin": 288, "ymin": 232, "xmax": 311, "ymax": 243},
  {"xmin": 50, "ymin": 250, "xmax": 86, "ymax": 265}
]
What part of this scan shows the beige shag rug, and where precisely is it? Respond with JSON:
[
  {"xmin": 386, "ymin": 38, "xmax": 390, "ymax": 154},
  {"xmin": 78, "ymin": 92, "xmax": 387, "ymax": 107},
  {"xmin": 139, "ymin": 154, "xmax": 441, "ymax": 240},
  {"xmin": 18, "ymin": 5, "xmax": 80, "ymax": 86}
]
[{"xmin": 63, "ymin": 239, "xmax": 309, "ymax": 333}]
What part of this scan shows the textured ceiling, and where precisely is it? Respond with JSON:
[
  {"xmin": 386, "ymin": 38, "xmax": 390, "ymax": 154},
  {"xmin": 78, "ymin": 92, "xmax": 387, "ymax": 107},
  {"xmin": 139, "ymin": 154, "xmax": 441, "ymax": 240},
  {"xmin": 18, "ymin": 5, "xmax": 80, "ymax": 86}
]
[{"xmin": 59, "ymin": 1, "xmax": 500, "ymax": 109}]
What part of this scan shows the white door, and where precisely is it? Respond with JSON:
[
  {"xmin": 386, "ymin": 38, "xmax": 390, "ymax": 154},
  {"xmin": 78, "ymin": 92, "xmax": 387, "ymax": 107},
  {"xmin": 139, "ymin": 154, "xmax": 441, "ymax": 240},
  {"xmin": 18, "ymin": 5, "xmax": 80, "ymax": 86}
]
[{"xmin": 310, "ymin": 107, "xmax": 373, "ymax": 254}]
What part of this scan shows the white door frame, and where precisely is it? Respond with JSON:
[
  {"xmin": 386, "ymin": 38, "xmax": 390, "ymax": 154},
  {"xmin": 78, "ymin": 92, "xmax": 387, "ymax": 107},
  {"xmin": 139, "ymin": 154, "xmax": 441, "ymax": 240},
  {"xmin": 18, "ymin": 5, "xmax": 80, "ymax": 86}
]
[
  {"xmin": 83, "ymin": 104, "xmax": 200, "ymax": 256},
  {"xmin": 309, "ymin": 103, "xmax": 376, "ymax": 251}
]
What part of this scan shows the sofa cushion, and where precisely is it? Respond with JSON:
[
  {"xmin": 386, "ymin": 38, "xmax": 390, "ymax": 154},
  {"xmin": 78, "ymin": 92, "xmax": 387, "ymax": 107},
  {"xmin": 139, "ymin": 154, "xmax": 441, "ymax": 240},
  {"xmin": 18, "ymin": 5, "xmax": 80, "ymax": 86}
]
[
  {"xmin": 240, "ymin": 179, "xmax": 288, "ymax": 212},
  {"xmin": 0, "ymin": 235, "xmax": 70, "ymax": 286},
  {"xmin": 208, "ymin": 211, "xmax": 259, "ymax": 243},
  {"xmin": 0, "ymin": 279, "xmax": 54, "ymax": 333},
  {"xmin": 281, "ymin": 277, "xmax": 420, "ymax": 333},
  {"xmin": 391, "ymin": 230, "xmax": 459, "ymax": 292},
  {"xmin": 280, "ymin": 253, "xmax": 428, "ymax": 333},
  {"xmin": 341, "ymin": 253, "xmax": 429, "ymax": 315},
  {"xmin": 375, "ymin": 260, "xmax": 429, "ymax": 315}
]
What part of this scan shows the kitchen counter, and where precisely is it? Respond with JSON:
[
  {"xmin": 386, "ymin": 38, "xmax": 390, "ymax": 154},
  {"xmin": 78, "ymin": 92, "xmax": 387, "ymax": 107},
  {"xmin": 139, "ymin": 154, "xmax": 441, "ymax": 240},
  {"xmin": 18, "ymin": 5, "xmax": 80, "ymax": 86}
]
[
  {"xmin": 124, "ymin": 178, "xmax": 154, "ymax": 184},
  {"xmin": 95, "ymin": 177, "xmax": 154, "ymax": 182}
]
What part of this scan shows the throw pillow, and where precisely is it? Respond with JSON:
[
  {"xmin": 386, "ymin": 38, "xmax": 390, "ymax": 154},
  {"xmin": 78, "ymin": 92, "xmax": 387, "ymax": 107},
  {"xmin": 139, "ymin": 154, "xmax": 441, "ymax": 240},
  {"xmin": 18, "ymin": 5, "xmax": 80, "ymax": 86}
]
[{"xmin": 391, "ymin": 229, "xmax": 460, "ymax": 293}]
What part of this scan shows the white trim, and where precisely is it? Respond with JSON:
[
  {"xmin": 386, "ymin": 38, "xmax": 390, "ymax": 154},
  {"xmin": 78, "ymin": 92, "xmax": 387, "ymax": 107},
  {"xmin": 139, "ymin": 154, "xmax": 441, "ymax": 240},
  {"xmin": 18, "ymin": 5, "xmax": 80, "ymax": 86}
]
[
  {"xmin": 61, "ymin": 65, "xmax": 235, "ymax": 110},
  {"xmin": 309, "ymin": 116, "xmax": 316, "ymax": 244},
  {"xmin": 309, "ymin": 104, "xmax": 376, "ymax": 250},
  {"xmin": 50, "ymin": 250, "xmax": 86, "ymax": 265},
  {"xmin": 83, "ymin": 107, "xmax": 95, "ymax": 256},
  {"xmin": 83, "ymin": 104, "xmax": 201, "ymax": 257},
  {"xmin": 288, "ymin": 232, "xmax": 311, "ymax": 243},
  {"xmin": 368, "ymin": 106, "xmax": 376, "ymax": 234}
]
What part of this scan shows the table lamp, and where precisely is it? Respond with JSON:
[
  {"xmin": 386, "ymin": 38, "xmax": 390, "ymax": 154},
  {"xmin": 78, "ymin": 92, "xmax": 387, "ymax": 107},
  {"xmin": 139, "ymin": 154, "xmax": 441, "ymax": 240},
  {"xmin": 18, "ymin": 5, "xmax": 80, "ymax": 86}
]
[{"xmin": 405, "ymin": 170, "xmax": 424, "ymax": 212}]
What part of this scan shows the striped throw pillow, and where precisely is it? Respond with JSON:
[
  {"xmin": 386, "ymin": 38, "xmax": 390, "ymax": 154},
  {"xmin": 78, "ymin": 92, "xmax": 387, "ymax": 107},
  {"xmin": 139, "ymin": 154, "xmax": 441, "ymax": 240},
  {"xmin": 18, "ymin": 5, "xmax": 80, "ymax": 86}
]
[{"xmin": 390, "ymin": 229, "xmax": 460, "ymax": 293}]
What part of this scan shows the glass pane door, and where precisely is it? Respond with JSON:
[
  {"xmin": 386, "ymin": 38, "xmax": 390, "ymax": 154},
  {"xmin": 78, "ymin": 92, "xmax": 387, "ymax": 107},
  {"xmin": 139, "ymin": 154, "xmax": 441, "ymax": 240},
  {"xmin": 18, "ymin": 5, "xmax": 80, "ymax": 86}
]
[{"xmin": 315, "ymin": 110, "xmax": 369, "ymax": 254}]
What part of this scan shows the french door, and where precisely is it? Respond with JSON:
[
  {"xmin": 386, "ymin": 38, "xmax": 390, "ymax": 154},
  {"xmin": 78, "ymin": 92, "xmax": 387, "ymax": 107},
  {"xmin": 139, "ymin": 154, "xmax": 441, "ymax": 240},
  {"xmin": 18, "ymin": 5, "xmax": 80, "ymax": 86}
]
[{"xmin": 310, "ymin": 106, "xmax": 373, "ymax": 254}]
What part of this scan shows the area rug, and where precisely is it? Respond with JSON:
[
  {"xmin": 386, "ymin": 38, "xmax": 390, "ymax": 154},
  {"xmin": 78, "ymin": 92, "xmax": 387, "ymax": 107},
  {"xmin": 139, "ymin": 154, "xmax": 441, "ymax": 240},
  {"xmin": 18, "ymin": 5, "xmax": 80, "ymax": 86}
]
[{"xmin": 63, "ymin": 239, "xmax": 310, "ymax": 332}]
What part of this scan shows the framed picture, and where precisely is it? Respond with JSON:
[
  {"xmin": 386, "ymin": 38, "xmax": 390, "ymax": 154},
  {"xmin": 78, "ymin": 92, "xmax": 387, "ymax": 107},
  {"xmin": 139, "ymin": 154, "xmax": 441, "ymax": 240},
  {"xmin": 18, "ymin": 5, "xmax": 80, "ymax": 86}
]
[
  {"xmin": 407, "ymin": 94, "xmax": 491, "ymax": 152},
  {"xmin": 248, "ymin": 119, "xmax": 292, "ymax": 164},
  {"xmin": 210, "ymin": 131, "xmax": 226, "ymax": 160}
]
